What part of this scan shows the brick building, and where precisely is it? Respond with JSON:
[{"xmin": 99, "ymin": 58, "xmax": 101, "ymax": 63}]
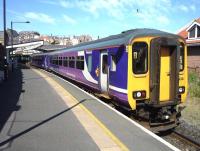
[{"xmin": 178, "ymin": 17, "xmax": 200, "ymax": 68}]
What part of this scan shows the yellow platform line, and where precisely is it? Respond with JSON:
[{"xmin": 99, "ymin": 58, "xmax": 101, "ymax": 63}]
[{"xmin": 33, "ymin": 69, "xmax": 129, "ymax": 151}]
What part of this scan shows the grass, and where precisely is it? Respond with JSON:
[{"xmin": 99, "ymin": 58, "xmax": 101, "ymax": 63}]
[
  {"xmin": 180, "ymin": 71, "xmax": 200, "ymax": 128},
  {"xmin": 181, "ymin": 97, "xmax": 200, "ymax": 128},
  {"xmin": 188, "ymin": 71, "xmax": 200, "ymax": 98}
]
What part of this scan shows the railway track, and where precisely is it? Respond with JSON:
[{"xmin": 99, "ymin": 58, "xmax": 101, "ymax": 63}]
[{"xmin": 170, "ymin": 130, "xmax": 200, "ymax": 151}]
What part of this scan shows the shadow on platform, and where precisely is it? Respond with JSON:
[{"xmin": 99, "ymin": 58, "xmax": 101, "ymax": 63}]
[
  {"xmin": 0, "ymin": 65, "xmax": 24, "ymax": 132},
  {"xmin": 0, "ymin": 99, "xmax": 87, "ymax": 147}
]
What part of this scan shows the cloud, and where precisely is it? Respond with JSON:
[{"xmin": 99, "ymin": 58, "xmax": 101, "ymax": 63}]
[
  {"xmin": 179, "ymin": 4, "xmax": 196, "ymax": 12},
  {"xmin": 190, "ymin": 5, "xmax": 196, "ymax": 11},
  {"xmin": 179, "ymin": 5, "xmax": 189, "ymax": 12},
  {"xmin": 60, "ymin": 0, "xmax": 73, "ymax": 8},
  {"xmin": 24, "ymin": 12, "xmax": 55, "ymax": 24},
  {"xmin": 63, "ymin": 14, "xmax": 77, "ymax": 24},
  {"xmin": 157, "ymin": 16, "xmax": 170, "ymax": 25},
  {"xmin": 40, "ymin": 0, "xmax": 73, "ymax": 8}
]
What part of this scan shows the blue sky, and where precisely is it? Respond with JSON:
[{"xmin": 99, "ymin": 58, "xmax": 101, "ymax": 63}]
[{"xmin": 0, "ymin": 0, "xmax": 199, "ymax": 38}]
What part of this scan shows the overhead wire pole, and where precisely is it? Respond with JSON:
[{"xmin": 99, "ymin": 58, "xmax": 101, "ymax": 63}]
[{"xmin": 3, "ymin": 0, "xmax": 8, "ymax": 80}]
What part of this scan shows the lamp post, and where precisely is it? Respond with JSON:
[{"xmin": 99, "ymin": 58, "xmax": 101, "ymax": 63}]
[
  {"xmin": 10, "ymin": 21, "xmax": 30, "ymax": 71},
  {"xmin": 3, "ymin": 0, "xmax": 8, "ymax": 80}
]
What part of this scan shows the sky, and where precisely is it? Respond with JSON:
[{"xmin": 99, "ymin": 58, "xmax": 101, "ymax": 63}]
[{"xmin": 0, "ymin": 0, "xmax": 199, "ymax": 39}]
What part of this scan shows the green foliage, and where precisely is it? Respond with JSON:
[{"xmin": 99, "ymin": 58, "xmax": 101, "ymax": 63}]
[{"xmin": 188, "ymin": 71, "xmax": 200, "ymax": 98}]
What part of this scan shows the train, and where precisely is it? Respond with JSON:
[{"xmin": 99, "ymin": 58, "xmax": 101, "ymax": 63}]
[{"xmin": 31, "ymin": 29, "xmax": 188, "ymax": 132}]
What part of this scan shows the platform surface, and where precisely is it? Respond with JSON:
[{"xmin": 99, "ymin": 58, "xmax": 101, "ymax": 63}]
[{"xmin": 0, "ymin": 66, "xmax": 180, "ymax": 151}]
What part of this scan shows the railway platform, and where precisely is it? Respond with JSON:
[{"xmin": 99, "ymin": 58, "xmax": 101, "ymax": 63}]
[{"xmin": 0, "ymin": 65, "xmax": 180, "ymax": 151}]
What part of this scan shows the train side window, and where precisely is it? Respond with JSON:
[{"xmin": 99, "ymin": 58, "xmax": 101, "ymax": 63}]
[
  {"xmin": 180, "ymin": 43, "xmax": 184, "ymax": 71},
  {"xmin": 59, "ymin": 57, "xmax": 62, "ymax": 66},
  {"xmin": 111, "ymin": 55, "xmax": 116, "ymax": 72},
  {"xmin": 56, "ymin": 56, "xmax": 59, "ymax": 65},
  {"xmin": 132, "ymin": 42, "xmax": 148, "ymax": 74},
  {"xmin": 64, "ymin": 57, "xmax": 68, "ymax": 67},
  {"xmin": 76, "ymin": 56, "xmax": 84, "ymax": 70},
  {"xmin": 76, "ymin": 56, "xmax": 79, "ymax": 69},
  {"xmin": 88, "ymin": 55, "xmax": 92, "ymax": 72},
  {"xmin": 69, "ymin": 56, "xmax": 75, "ymax": 68}
]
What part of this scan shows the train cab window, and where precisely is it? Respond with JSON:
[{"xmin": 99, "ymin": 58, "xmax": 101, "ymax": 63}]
[
  {"xmin": 87, "ymin": 55, "xmax": 92, "ymax": 72},
  {"xmin": 76, "ymin": 56, "xmax": 84, "ymax": 70},
  {"xmin": 180, "ymin": 43, "xmax": 184, "ymax": 71},
  {"xmin": 132, "ymin": 42, "xmax": 148, "ymax": 74},
  {"xmin": 111, "ymin": 55, "xmax": 117, "ymax": 72}
]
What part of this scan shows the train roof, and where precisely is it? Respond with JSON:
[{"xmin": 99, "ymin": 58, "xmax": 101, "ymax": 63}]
[{"xmin": 32, "ymin": 28, "xmax": 183, "ymax": 56}]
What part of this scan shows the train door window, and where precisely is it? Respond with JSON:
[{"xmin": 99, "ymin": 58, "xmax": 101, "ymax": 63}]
[
  {"xmin": 132, "ymin": 42, "xmax": 148, "ymax": 74},
  {"xmin": 111, "ymin": 55, "xmax": 116, "ymax": 72},
  {"xmin": 102, "ymin": 55, "xmax": 108, "ymax": 74},
  {"xmin": 179, "ymin": 43, "xmax": 184, "ymax": 71},
  {"xmin": 87, "ymin": 55, "xmax": 92, "ymax": 72}
]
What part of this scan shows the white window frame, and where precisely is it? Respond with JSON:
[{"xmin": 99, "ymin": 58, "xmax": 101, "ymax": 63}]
[{"xmin": 187, "ymin": 22, "xmax": 200, "ymax": 39}]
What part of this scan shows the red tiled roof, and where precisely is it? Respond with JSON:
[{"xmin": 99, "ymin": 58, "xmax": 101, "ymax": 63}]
[
  {"xmin": 178, "ymin": 28, "xmax": 188, "ymax": 39},
  {"xmin": 195, "ymin": 18, "xmax": 200, "ymax": 24}
]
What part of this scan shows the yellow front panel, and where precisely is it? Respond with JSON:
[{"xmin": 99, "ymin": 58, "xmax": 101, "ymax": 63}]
[
  {"xmin": 159, "ymin": 47, "xmax": 170, "ymax": 101},
  {"xmin": 127, "ymin": 37, "xmax": 152, "ymax": 110}
]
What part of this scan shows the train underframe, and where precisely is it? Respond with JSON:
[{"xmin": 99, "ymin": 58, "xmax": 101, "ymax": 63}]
[{"xmin": 134, "ymin": 100, "xmax": 185, "ymax": 133}]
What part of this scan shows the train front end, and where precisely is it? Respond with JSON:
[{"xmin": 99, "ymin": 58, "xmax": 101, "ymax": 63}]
[{"xmin": 127, "ymin": 35, "xmax": 188, "ymax": 132}]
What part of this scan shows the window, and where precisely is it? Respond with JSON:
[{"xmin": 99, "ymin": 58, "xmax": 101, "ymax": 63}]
[
  {"xmin": 76, "ymin": 56, "xmax": 84, "ymax": 70},
  {"xmin": 132, "ymin": 42, "xmax": 148, "ymax": 74},
  {"xmin": 59, "ymin": 57, "xmax": 62, "ymax": 66},
  {"xmin": 179, "ymin": 43, "xmax": 184, "ymax": 71},
  {"xmin": 111, "ymin": 55, "xmax": 117, "ymax": 71},
  {"xmin": 63, "ymin": 57, "xmax": 68, "ymax": 67},
  {"xmin": 189, "ymin": 26, "xmax": 195, "ymax": 38},
  {"xmin": 55, "ymin": 56, "xmax": 59, "ymax": 65},
  {"xmin": 102, "ymin": 55, "xmax": 108, "ymax": 74},
  {"xmin": 87, "ymin": 55, "xmax": 92, "ymax": 72},
  {"xmin": 197, "ymin": 26, "xmax": 200, "ymax": 38},
  {"xmin": 69, "ymin": 56, "xmax": 75, "ymax": 68}
]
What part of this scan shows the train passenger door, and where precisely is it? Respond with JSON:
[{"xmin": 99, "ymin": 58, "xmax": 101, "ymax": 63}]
[
  {"xmin": 159, "ymin": 47, "xmax": 170, "ymax": 101},
  {"xmin": 150, "ymin": 38, "xmax": 179, "ymax": 104},
  {"xmin": 100, "ymin": 51, "xmax": 108, "ymax": 92}
]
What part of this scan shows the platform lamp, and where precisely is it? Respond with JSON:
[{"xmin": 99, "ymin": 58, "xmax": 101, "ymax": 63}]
[{"xmin": 10, "ymin": 21, "xmax": 30, "ymax": 71}]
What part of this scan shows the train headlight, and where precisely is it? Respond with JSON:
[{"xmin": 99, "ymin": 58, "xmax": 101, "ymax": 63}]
[
  {"xmin": 178, "ymin": 86, "xmax": 185, "ymax": 94},
  {"xmin": 136, "ymin": 92, "xmax": 141, "ymax": 97},
  {"xmin": 133, "ymin": 91, "xmax": 146, "ymax": 99}
]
